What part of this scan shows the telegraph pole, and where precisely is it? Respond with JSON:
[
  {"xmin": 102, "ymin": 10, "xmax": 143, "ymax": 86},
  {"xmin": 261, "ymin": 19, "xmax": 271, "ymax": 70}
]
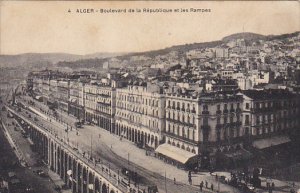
[
  {"xmin": 90, "ymin": 134, "xmax": 93, "ymax": 159},
  {"xmin": 165, "ymin": 171, "xmax": 167, "ymax": 193}
]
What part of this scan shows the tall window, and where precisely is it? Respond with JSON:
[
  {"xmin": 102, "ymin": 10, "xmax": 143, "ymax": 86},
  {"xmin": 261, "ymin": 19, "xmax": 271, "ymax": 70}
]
[
  {"xmin": 245, "ymin": 115, "xmax": 250, "ymax": 125},
  {"xmin": 246, "ymin": 103, "xmax": 250, "ymax": 109}
]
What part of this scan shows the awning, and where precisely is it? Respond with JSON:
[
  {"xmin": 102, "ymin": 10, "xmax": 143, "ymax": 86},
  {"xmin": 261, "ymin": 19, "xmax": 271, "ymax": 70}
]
[
  {"xmin": 155, "ymin": 143, "xmax": 196, "ymax": 164},
  {"xmin": 224, "ymin": 149, "xmax": 252, "ymax": 161},
  {"xmin": 252, "ymin": 135, "xmax": 291, "ymax": 149}
]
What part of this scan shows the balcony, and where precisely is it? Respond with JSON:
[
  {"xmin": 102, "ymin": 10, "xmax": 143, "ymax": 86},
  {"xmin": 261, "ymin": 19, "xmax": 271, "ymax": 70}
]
[
  {"xmin": 164, "ymin": 131, "xmax": 197, "ymax": 144},
  {"xmin": 230, "ymin": 109, "xmax": 235, "ymax": 113},
  {"xmin": 191, "ymin": 109, "xmax": 196, "ymax": 114},
  {"xmin": 216, "ymin": 110, "xmax": 222, "ymax": 115},
  {"xmin": 223, "ymin": 109, "xmax": 228, "ymax": 114}
]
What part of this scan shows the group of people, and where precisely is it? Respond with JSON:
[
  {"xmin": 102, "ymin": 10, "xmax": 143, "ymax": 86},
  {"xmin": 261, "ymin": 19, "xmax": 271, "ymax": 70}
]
[{"xmin": 199, "ymin": 180, "xmax": 214, "ymax": 192}]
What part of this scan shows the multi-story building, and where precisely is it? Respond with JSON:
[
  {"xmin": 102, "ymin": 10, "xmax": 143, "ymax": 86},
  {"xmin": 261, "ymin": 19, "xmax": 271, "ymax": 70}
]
[
  {"xmin": 238, "ymin": 89, "xmax": 300, "ymax": 149},
  {"xmin": 115, "ymin": 82, "xmax": 165, "ymax": 149},
  {"xmin": 68, "ymin": 80, "xmax": 85, "ymax": 121},
  {"xmin": 57, "ymin": 80, "xmax": 69, "ymax": 112},
  {"xmin": 84, "ymin": 82, "xmax": 116, "ymax": 133},
  {"xmin": 25, "ymin": 70, "xmax": 300, "ymax": 170},
  {"xmin": 41, "ymin": 78, "xmax": 50, "ymax": 105},
  {"xmin": 156, "ymin": 92, "xmax": 243, "ymax": 169}
]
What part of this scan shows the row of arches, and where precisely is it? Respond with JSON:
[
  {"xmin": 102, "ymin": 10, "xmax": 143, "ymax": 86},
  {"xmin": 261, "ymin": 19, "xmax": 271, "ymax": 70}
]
[
  {"xmin": 12, "ymin": 113, "xmax": 49, "ymax": 163},
  {"xmin": 12, "ymin": 111, "xmax": 120, "ymax": 193},
  {"xmin": 49, "ymin": 140, "xmax": 119, "ymax": 193},
  {"xmin": 115, "ymin": 122, "xmax": 159, "ymax": 148}
]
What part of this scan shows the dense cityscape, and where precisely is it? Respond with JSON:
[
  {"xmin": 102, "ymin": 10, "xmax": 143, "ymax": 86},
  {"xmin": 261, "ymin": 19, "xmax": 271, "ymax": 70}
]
[{"xmin": 1, "ymin": 31, "xmax": 300, "ymax": 193}]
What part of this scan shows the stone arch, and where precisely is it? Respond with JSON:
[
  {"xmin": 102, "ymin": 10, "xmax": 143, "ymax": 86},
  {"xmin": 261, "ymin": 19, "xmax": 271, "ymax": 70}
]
[
  {"xmin": 102, "ymin": 183, "xmax": 108, "ymax": 193},
  {"xmin": 82, "ymin": 167, "xmax": 88, "ymax": 193},
  {"xmin": 181, "ymin": 144, "xmax": 185, "ymax": 149},
  {"xmin": 88, "ymin": 171, "xmax": 94, "ymax": 193},
  {"xmin": 155, "ymin": 136, "xmax": 158, "ymax": 148},
  {"xmin": 151, "ymin": 135, "xmax": 154, "ymax": 145},
  {"xmin": 57, "ymin": 146, "xmax": 61, "ymax": 176},
  {"xmin": 63, "ymin": 151, "xmax": 68, "ymax": 183},
  {"xmin": 95, "ymin": 177, "xmax": 100, "ymax": 193},
  {"xmin": 138, "ymin": 130, "xmax": 141, "ymax": 143},
  {"xmin": 77, "ymin": 163, "xmax": 82, "ymax": 192}
]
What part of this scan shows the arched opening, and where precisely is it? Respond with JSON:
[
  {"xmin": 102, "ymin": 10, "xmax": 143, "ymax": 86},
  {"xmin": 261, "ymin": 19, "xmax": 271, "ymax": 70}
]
[
  {"xmin": 88, "ymin": 172, "xmax": 94, "ymax": 193},
  {"xmin": 77, "ymin": 163, "xmax": 82, "ymax": 193},
  {"xmin": 95, "ymin": 177, "xmax": 100, "ymax": 193},
  {"xmin": 155, "ymin": 136, "xmax": 158, "ymax": 148},
  {"xmin": 102, "ymin": 183, "xmax": 108, "ymax": 193},
  {"xmin": 82, "ymin": 167, "xmax": 87, "ymax": 193}
]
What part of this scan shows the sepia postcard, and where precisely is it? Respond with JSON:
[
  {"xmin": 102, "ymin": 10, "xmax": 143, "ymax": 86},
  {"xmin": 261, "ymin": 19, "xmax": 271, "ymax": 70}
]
[{"xmin": 0, "ymin": 1, "xmax": 299, "ymax": 193}]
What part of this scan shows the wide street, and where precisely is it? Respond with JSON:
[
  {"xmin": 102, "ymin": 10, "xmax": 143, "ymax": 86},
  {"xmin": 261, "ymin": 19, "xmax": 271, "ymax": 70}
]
[
  {"xmin": 8, "ymin": 95, "xmax": 300, "ymax": 193},
  {"xmin": 15, "ymin": 95, "xmax": 241, "ymax": 193}
]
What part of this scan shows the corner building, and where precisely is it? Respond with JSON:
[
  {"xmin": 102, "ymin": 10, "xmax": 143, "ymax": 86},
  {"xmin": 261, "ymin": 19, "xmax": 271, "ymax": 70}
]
[
  {"xmin": 239, "ymin": 90, "xmax": 300, "ymax": 148},
  {"xmin": 157, "ymin": 92, "xmax": 244, "ymax": 169}
]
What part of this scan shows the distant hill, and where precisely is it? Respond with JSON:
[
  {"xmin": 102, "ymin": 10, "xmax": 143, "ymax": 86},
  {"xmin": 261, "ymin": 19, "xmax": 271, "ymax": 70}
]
[
  {"xmin": 222, "ymin": 31, "xmax": 300, "ymax": 43},
  {"xmin": 1, "ymin": 31, "xmax": 299, "ymax": 69},
  {"xmin": 0, "ymin": 52, "xmax": 125, "ymax": 68},
  {"xmin": 0, "ymin": 53, "xmax": 81, "ymax": 68},
  {"xmin": 222, "ymin": 32, "xmax": 266, "ymax": 42}
]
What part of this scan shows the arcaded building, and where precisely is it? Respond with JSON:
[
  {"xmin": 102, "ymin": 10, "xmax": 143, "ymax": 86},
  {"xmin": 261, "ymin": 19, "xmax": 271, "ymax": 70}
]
[
  {"xmin": 115, "ymin": 82, "xmax": 165, "ymax": 149},
  {"xmin": 84, "ymin": 82, "xmax": 116, "ymax": 133}
]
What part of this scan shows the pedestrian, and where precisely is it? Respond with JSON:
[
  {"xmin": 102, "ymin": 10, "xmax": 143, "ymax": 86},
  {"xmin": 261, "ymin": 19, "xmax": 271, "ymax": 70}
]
[
  {"xmin": 200, "ymin": 181, "xmax": 203, "ymax": 192},
  {"xmin": 211, "ymin": 184, "xmax": 214, "ymax": 191},
  {"xmin": 174, "ymin": 178, "xmax": 176, "ymax": 185},
  {"xmin": 272, "ymin": 182, "xmax": 275, "ymax": 190},
  {"xmin": 205, "ymin": 181, "xmax": 208, "ymax": 188}
]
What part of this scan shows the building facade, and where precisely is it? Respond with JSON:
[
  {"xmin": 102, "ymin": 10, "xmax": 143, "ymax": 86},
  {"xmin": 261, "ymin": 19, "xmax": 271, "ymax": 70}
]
[
  {"xmin": 158, "ymin": 92, "xmax": 243, "ymax": 168},
  {"xmin": 239, "ymin": 90, "xmax": 300, "ymax": 148},
  {"xmin": 68, "ymin": 80, "xmax": 85, "ymax": 121},
  {"xmin": 115, "ymin": 83, "xmax": 165, "ymax": 149},
  {"xmin": 84, "ymin": 83, "xmax": 116, "ymax": 133}
]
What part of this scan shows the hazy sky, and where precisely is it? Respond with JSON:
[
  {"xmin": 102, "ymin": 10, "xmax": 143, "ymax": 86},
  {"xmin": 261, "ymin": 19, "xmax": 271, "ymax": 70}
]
[{"xmin": 1, "ymin": 1, "xmax": 299, "ymax": 55}]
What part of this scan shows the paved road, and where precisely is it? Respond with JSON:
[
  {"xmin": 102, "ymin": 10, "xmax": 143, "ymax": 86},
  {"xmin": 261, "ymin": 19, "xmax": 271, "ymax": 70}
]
[
  {"xmin": 13, "ymin": 96, "xmax": 300, "ymax": 193},
  {"xmin": 15, "ymin": 96, "xmax": 240, "ymax": 193}
]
